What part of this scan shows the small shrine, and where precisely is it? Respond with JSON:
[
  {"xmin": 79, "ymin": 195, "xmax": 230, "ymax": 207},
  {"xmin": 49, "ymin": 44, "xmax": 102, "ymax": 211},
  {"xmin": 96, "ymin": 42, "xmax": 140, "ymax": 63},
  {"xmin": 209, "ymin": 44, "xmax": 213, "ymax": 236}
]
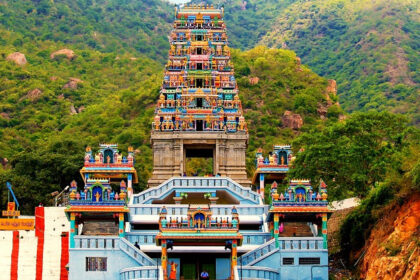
[
  {"xmin": 65, "ymin": 144, "xmax": 138, "ymax": 248},
  {"xmin": 267, "ymin": 179, "xmax": 332, "ymax": 249},
  {"xmin": 156, "ymin": 205, "xmax": 242, "ymax": 279},
  {"xmin": 252, "ymin": 145, "xmax": 293, "ymax": 199}
]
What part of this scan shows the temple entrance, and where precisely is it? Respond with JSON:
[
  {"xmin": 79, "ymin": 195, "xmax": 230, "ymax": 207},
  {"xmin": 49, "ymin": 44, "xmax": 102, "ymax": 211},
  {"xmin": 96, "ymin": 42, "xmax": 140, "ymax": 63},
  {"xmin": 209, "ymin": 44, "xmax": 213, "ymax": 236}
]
[
  {"xmin": 184, "ymin": 144, "xmax": 215, "ymax": 176},
  {"xmin": 181, "ymin": 256, "xmax": 216, "ymax": 280}
]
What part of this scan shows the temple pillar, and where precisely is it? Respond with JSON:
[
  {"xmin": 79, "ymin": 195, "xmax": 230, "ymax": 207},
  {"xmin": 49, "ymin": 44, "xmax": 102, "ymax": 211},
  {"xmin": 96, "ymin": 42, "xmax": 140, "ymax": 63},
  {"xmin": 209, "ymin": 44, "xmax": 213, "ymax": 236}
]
[
  {"xmin": 230, "ymin": 239, "xmax": 237, "ymax": 280},
  {"xmin": 161, "ymin": 239, "xmax": 168, "ymax": 280},
  {"xmin": 119, "ymin": 213, "xmax": 125, "ymax": 237},
  {"xmin": 274, "ymin": 213, "xmax": 279, "ymax": 248},
  {"xmin": 70, "ymin": 213, "xmax": 76, "ymax": 248},
  {"xmin": 322, "ymin": 213, "xmax": 328, "ymax": 249},
  {"xmin": 75, "ymin": 222, "xmax": 78, "ymax": 236},
  {"xmin": 259, "ymin": 173, "xmax": 265, "ymax": 199},
  {"xmin": 127, "ymin": 174, "xmax": 133, "ymax": 198}
]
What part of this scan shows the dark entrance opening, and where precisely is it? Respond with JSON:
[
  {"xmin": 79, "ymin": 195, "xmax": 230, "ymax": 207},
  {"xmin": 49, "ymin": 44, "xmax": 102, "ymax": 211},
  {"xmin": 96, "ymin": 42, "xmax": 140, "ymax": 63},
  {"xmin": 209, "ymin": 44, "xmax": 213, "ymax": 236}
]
[
  {"xmin": 197, "ymin": 63, "xmax": 202, "ymax": 70},
  {"xmin": 197, "ymin": 98, "xmax": 203, "ymax": 107},
  {"xmin": 196, "ymin": 35, "xmax": 203, "ymax": 41},
  {"xmin": 197, "ymin": 47, "xmax": 202, "ymax": 55},
  {"xmin": 196, "ymin": 120, "xmax": 203, "ymax": 131},
  {"xmin": 184, "ymin": 144, "xmax": 215, "ymax": 176},
  {"xmin": 196, "ymin": 78, "xmax": 203, "ymax": 88}
]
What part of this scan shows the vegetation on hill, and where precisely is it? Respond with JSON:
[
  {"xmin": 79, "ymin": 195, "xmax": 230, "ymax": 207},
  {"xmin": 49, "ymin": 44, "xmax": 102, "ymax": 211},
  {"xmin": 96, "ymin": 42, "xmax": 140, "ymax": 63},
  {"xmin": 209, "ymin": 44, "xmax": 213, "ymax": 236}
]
[
  {"xmin": 197, "ymin": 0, "xmax": 419, "ymax": 124},
  {"xmin": 0, "ymin": 0, "xmax": 173, "ymax": 62},
  {"xmin": 0, "ymin": 30, "xmax": 163, "ymax": 212},
  {"xmin": 0, "ymin": 26, "xmax": 336, "ymax": 212},
  {"xmin": 289, "ymin": 111, "xmax": 419, "ymax": 199},
  {"xmin": 261, "ymin": 0, "xmax": 419, "ymax": 124}
]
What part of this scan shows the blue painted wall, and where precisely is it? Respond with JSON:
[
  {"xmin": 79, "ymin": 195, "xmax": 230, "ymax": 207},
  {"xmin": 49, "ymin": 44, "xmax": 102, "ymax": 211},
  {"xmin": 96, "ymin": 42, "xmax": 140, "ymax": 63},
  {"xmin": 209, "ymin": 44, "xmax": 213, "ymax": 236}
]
[
  {"xmin": 216, "ymin": 258, "xmax": 230, "ymax": 279},
  {"xmin": 69, "ymin": 249, "xmax": 140, "ymax": 280},
  {"xmin": 248, "ymin": 250, "xmax": 328, "ymax": 280}
]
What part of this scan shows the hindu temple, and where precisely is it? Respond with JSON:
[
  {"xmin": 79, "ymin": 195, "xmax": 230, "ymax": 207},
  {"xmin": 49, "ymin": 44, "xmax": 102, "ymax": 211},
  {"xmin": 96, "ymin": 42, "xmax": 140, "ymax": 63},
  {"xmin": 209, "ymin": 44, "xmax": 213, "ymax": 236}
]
[
  {"xmin": 0, "ymin": 4, "xmax": 332, "ymax": 280},
  {"xmin": 148, "ymin": 4, "xmax": 250, "ymax": 187}
]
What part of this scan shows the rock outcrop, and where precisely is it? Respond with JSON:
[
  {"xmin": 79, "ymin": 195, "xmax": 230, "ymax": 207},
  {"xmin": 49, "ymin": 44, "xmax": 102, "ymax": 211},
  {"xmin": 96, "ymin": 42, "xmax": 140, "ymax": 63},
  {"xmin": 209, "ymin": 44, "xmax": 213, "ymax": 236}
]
[
  {"xmin": 248, "ymin": 77, "xmax": 259, "ymax": 85},
  {"xmin": 50, "ymin": 49, "xmax": 76, "ymax": 60},
  {"xmin": 63, "ymin": 78, "xmax": 83, "ymax": 90},
  {"xmin": 6, "ymin": 52, "xmax": 27, "ymax": 66},
  {"xmin": 359, "ymin": 193, "xmax": 420, "ymax": 280},
  {"xmin": 282, "ymin": 111, "xmax": 303, "ymax": 130},
  {"xmin": 24, "ymin": 88, "xmax": 43, "ymax": 101}
]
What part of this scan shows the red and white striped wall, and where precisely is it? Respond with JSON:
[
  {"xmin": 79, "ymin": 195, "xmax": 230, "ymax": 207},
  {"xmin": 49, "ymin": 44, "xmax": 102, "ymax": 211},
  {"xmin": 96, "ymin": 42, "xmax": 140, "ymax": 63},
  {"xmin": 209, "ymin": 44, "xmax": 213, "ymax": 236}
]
[{"xmin": 0, "ymin": 207, "xmax": 69, "ymax": 280}]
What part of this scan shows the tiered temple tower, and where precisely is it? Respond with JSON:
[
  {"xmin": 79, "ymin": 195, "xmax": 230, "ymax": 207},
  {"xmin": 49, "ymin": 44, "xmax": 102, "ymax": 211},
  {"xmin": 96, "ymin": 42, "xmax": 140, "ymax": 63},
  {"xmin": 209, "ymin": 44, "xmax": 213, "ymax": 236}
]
[{"xmin": 148, "ymin": 4, "xmax": 250, "ymax": 187}]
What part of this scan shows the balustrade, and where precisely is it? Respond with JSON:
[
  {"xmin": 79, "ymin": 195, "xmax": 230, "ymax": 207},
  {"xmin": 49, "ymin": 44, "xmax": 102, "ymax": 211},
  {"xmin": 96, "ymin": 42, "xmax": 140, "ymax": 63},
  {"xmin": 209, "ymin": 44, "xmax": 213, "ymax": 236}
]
[
  {"xmin": 120, "ymin": 266, "xmax": 160, "ymax": 280},
  {"xmin": 131, "ymin": 177, "xmax": 261, "ymax": 205},
  {"xmin": 237, "ymin": 266, "xmax": 279, "ymax": 280}
]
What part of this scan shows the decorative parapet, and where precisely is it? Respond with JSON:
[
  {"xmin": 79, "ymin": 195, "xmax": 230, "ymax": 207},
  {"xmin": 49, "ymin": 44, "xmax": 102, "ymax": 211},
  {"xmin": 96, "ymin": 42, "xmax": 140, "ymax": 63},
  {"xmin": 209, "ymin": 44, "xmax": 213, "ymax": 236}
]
[
  {"xmin": 158, "ymin": 205, "xmax": 240, "ymax": 231},
  {"xmin": 255, "ymin": 145, "xmax": 293, "ymax": 168},
  {"xmin": 270, "ymin": 179, "xmax": 329, "ymax": 205}
]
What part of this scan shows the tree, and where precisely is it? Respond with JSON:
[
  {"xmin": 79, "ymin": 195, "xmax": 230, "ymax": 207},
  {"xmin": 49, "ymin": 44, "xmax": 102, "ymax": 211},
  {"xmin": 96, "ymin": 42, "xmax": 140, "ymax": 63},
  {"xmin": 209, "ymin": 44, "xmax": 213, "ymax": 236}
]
[{"xmin": 289, "ymin": 111, "xmax": 412, "ymax": 200}]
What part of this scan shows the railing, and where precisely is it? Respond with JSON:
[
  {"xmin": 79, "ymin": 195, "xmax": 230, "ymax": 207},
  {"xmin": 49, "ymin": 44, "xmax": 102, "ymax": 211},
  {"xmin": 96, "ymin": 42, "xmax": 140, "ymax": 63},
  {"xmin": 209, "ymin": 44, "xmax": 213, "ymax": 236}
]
[
  {"xmin": 241, "ymin": 233, "xmax": 272, "ymax": 245},
  {"xmin": 240, "ymin": 239, "xmax": 277, "ymax": 266},
  {"xmin": 131, "ymin": 177, "xmax": 262, "ymax": 205},
  {"xmin": 73, "ymin": 236, "xmax": 120, "ymax": 250},
  {"xmin": 125, "ymin": 231, "xmax": 271, "ymax": 246},
  {"xmin": 278, "ymin": 237, "xmax": 324, "ymax": 251},
  {"xmin": 73, "ymin": 236, "xmax": 156, "ymax": 267},
  {"xmin": 119, "ymin": 237, "xmax": 156, "ymax": 266},
  {"xmin": 240, "ymin": 237, "xmax": 325, "ymax": 266},
  {"xmin": 130, "ymin": 205, "xmax": 267, "ymax": 216},
  {"xmin": 237, "ymin": 266, "xmax": 279, "ymax": 280},
  {"xmin": 120, "ymin": 266, "xmax": 160, "ymax": 280},
  {"xmin": 126, "ymin": 232, "xmax": 157, "ymax": 245}
]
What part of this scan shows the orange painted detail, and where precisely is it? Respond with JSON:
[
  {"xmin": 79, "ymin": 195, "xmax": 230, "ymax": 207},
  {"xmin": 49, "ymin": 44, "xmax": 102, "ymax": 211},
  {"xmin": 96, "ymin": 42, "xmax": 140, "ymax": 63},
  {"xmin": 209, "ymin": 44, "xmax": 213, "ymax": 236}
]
[
  {"xmin": 270, "ymin": 207, "xmax": 332, "ymax": 213},
  {"xmin": 60, "ymin": 232, "xmax": 69, "ymax": 280},
  {"xmin": 35, "ymin": 206, "xmax": 45, "ymax": 280},
  {"xmin": 65, "ymin": 206, "xmax": 128, "ymax": 213},
  {"xmin": 11, "ymin": 231, "xmax": 19, "ymax": 280},
  {"xmin": 0, "ymin": 218, "xmax": 34, "ymax": 230}
]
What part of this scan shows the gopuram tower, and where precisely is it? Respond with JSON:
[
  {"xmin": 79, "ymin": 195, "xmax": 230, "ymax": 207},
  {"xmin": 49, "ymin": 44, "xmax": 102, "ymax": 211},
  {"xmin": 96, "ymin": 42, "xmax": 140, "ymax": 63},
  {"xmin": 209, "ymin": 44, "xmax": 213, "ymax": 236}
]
[{"xmin": 148, "ymin": 4, "xmax": 251, "ymax": 187}]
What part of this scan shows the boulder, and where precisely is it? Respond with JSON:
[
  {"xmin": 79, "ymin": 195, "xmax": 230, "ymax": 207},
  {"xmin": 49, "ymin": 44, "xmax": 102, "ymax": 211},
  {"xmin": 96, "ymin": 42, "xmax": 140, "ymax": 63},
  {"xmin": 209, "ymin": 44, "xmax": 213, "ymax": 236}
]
[
  {"xmin": 282, "ymin": 111, "xmax": 303, "ymax": 130},
  {"xmin": 70, "ymin": 105, "xmax": 77, "ymax": 115},
  {"xmin": 26, "ymin": 88, "xmax": 43, "ymax": 101},
  {"xmin": 63, "ymin": 78, "xmax": 83, "ymax": 90},
  {"xmin": 0, "ymin": 112, "xmax": 10, "ymax": 120},
  {"xmin": 6, "ymin": 52, "xmax": 27, "ymax": 66},
  {"xmin": 248, "ymin": 77, "xmax": 259, "ymax": 85},
  {"xmin": 1, "ymin": 158, "xmax": 8, "ymax": 168},
  {"xmin": 50, "ymin": 49, "xmax": 76, "ymax": 60},
  {"xmin": 317, "ymin": 103, "xmax": 328, "ymax": 119}
]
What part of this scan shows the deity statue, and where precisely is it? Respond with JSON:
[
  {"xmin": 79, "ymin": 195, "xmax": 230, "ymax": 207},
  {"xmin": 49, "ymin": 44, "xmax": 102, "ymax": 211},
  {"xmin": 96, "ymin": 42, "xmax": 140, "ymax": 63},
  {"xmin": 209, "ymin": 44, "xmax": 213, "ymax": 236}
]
[{"xmin": 158, "ymin": 93, "xmax": 165, "ymax": 108}]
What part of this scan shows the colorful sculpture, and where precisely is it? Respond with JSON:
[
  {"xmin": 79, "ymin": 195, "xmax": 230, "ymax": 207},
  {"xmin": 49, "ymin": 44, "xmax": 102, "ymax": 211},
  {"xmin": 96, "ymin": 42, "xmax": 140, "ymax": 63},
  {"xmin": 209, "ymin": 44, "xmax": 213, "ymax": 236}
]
[{"xmin": 152, "ymin": 4, "xmax": 247, "ymax": 133}]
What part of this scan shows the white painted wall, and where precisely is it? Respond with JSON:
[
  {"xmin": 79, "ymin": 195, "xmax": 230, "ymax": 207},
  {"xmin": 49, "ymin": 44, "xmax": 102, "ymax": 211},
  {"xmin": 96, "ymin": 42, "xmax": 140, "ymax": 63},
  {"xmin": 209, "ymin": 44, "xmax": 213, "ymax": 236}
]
[
  {"xmin": 0, "ymin": 231, "xmax": 13, "ymax": 279},
  {"xmin": 42, "ymin": 207, "xmax": 69, "ymax": 280},
  {"xmin": 17, "ymin": 231, "xmax": 37, "ymax": 280}
]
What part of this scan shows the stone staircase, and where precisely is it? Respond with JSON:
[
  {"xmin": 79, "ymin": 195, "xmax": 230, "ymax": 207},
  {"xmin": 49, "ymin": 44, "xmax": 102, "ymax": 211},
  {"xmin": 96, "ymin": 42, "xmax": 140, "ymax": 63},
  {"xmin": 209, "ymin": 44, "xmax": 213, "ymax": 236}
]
[
  {"xmin": 240, "ymin": 239, "xmax": 277, "ymax": 266},
  {"xmin": 279, "ymin": 222, "xmax": 313, "ymax": 237},
  {"xmin": 81, "ymin": 221, "xmax": 118, "ymax": 235}
]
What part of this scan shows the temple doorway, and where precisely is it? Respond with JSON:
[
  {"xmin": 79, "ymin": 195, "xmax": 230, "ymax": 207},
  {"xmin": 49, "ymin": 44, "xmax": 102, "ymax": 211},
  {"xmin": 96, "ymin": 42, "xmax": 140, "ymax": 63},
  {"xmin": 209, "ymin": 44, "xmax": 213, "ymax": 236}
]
[{"xmin": 184, "ymin": 144, "xmax": 215, "ymax": 176}]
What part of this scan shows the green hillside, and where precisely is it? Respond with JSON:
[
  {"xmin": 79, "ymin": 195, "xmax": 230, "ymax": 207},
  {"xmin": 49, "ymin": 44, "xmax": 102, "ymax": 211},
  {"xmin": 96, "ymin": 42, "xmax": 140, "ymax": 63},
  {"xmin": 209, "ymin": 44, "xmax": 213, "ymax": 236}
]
[
  {"xmin": 0, "ymin": 0, "xmax": 418, "ymax": 223},
  {"xmin": 0, "ymin": 0, "xmax": 173, "ymax": 62},
  {"xmin": 0, "ymin": 32, "xmax": 336, "ymax": 212},
  {"xmin": 195, "ymin": 0, "xmax": 419, "ymax": 124}
]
